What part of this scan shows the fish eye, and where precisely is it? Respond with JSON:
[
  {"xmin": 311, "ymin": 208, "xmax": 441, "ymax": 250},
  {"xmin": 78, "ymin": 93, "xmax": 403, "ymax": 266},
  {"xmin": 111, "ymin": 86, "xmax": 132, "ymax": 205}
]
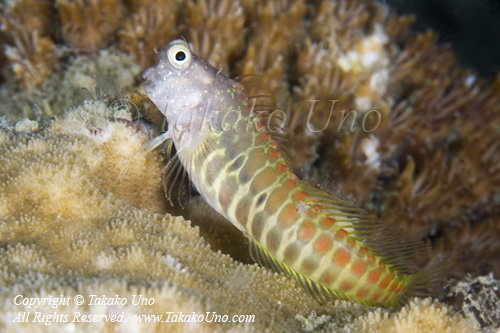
[
  {"xmin": 175, "ymin": 51, "xmax": 186, "ymax": 61},
  {"xmin": 167, "ymin": 40, "xmax": 192, "ymax": 70}
]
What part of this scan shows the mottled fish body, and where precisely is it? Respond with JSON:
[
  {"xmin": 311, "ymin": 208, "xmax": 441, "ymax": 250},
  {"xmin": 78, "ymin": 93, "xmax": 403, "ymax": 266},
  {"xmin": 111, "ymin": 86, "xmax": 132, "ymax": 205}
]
[{"xmin": 143, "ymin": 39, "xmax": 443, "ymax": 307}]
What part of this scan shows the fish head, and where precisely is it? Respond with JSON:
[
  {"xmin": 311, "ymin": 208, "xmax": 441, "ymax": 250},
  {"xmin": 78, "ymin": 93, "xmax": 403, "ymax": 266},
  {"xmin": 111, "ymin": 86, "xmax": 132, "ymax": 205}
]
[{"xmin": 143, "ymin": 39, "xmax": 232, "ymax": 132}]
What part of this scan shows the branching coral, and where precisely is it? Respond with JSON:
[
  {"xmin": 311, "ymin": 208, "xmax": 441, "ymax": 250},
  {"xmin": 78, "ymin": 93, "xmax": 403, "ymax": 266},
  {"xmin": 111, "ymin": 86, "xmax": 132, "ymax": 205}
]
[
  {"xmin": 119, "ymin": 0, "xmax": 179, "ymax": 69},
  {"xmin": 0, "ymin": 0, "xmax": 54, "ymax": 38},
  {"xmin": 237, "ymin": 0, "xmax": 307, "ymax": 103},
  {"xmin": 56, "ymin": 0, "xmax": 124, "ymax": 52},
  {"xmin": 184, "ymin": 0, "xmax": 245, "ymax": 73},
  {"xmin": 3, "ymin": 30, "xmax": 60, "ymax": 89},
  {"xmin": 1, "ymin": 0, "xmax": 59, "ymax": 88}
]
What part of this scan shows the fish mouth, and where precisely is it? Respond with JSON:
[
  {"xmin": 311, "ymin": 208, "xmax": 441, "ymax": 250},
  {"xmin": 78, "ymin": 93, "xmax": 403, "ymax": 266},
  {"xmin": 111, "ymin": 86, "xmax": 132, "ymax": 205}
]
[
  {"xmin": 142, "ymin": 67, "xmax": 161, "ymax": 97},
  {"xmin": 142, "ymin": 67, "xmax": 157, "ymax": 85}
]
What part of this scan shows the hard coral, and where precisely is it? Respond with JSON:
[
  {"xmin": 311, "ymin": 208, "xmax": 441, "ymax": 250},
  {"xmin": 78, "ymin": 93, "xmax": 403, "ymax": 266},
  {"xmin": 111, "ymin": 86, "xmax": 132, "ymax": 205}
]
[
  {"xmin": 0, "ymin": 0, "xmax": 54, "ymax": 38},
  {"xmin": 237, "ymin": 0, "xmax": 306, "ymax": 102},
  {"xmin": 185, "ymin": 0, "xmax": 245, "ymax": 73},
  {"xmin": 56, "ymin": 0, "xmax": 123, "ymax": 52},
  {"xmin": 1, "ymin": 0, "xmax": 59, "ymax": 88},
  {"xmin": 0, "ymin": 47, "xmax": 140, "ymax": 123},
  {"xmin": 448, "ymin": 273, "xmax": 500, "ymax": 330},
  {"xmin": 3, "ymin": 30, "xmax": 60, "ymax": 89},
  {"xmin": 347, "ymin": 298, "xmax": 479, "ymax": 332},
  {"xmin": 119, "ymin": 1, "xmax": 179, "ymax": 69}
]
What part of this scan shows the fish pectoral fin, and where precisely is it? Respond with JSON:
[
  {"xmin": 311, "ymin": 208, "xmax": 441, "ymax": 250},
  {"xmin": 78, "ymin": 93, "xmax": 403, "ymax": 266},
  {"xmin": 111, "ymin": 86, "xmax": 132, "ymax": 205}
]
[
  {"xmin": 248, "ymin": 238, "xmax": 361, "ymax": 305},
  {"xmin": 142, "ymin": 130, "xmax": 172, "ymax": 155}
]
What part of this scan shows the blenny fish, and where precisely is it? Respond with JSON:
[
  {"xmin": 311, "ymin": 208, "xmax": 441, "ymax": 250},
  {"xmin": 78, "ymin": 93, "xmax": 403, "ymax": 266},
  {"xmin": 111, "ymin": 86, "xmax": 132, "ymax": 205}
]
[{"xmin": 142, "ymin": 39, "xmax": 444, "ymax": 307}]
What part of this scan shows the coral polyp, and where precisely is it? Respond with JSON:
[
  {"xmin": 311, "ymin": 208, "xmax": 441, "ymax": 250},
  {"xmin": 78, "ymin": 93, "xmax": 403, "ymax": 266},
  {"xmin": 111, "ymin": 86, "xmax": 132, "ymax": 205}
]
[{"xmin": 56, "ymin": 0, "xmax": 124, "ymax": 52}]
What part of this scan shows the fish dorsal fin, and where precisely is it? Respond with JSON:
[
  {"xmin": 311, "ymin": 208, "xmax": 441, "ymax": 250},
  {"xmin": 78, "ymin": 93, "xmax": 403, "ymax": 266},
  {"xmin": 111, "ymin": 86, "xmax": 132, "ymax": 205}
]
[
  {"xmin": 304, "ymin": 187, "xmax": 431, "ymax": 275},
  {"xmin": 248, "ymin": 237, "xmax": 376, "ymax": 306}
]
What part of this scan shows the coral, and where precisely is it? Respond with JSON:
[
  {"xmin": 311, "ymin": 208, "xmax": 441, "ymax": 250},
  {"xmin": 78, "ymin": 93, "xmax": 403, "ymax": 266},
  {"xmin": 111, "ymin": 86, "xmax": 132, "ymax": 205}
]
[
  {"xmin": 448, "ymin": 273, "xmax": 500, "ymax": 331},
  {"xmin": 3, "ymin": 30, "xmax": 60, "ymax": 89},
  {"xmin": 0, "ymin": 48, "xmax": 140, "ymax": 123},
  {"xmin": 345, "ymin": 298, "xmax": 479, "ymax": 332},
  {"xmin": 237, "ymin": 0, "xmax": 307, "ymax": 103},
  {"xmin": 119, "ymin": 1, "xmax": 179, "ymax": 69},
  {"xmin": 0, "ymin": 0, "xmax": 499, "ymax": 330},
  {"xmin": 1, "ymin": 0, "xmax": 59, "ymax": 88},
  {"xmin": 0, "ymin": 0, "xmax": 54, "ymax": 38},
  {"xmin": 56, "ymin": 0, "xmax": 123, "ymax": 52},
  {"xmin": 185, "ymin": 0, "xmax": 245, "ymax": 73},
  {"xmin": 0, "ymin": 102, "xmax": 480, "ymax": 332}
]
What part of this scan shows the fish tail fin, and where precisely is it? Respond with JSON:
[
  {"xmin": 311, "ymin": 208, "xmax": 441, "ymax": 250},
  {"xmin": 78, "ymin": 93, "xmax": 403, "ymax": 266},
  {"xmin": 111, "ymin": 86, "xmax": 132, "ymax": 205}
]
[{"xmin": 395, "ymin": 259, "xmax": 454, "ymax": 307}]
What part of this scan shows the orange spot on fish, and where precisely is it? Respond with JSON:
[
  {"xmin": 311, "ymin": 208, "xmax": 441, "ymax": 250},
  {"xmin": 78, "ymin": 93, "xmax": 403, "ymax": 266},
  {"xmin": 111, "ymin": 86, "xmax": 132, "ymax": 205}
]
[
  {"xmin": 368, "ymin": 270, "xmax": 381, "ymax": 284},
  {"xmin": 334, "ymin": 248, "xmax": 351, "ymax": 267},
  {"xmin": 255, "ymin": 121, "xmax": 264, "ymax": 131},
  {"xmin": 336, "ymin": 229, "xmax": 347, "ymax": 240},
  {"xmin": 381, "ymin": 295, "xmax": 390, "ymax": 304},
  {"xmin": 321, "ymin": 217, "xmax": 335, "ymax": 228},
  {"xmin": 268, "ymin": 148, "xmax": 279, "ymax": 160},
  {"xmin": 347, "ymin": 239, "xmax": 355, "ymax": 248},
  {"xmin": 256, "ymin": 132, "xmax": 270, "ymax": 144},
  {"xmin": 351, "ymin": 261, "xmax": 367, "ymax": 276},
  {"xmin": 277, "ymin": 163, "xmax": 288, "ymax": 173},
  {"xmin": 322, "ymin": 274, "xmax": 332, "ymax": 285},
  {"xmin": 271, "ymin": 141, "xmax": 277, "ymax": 147},
  {"xmin": 298, "ymin": 221, "xmax": 316, "ymax": 242},
  {"xmin": 359, "ymin": 247, "xmax": 367, "ymax": 255},
  {"xmin": 340, "ymin": 282, "xmax": 351, "ymax": 291},
  {"xmin": 279, "ymin": 203, "xmax": 299, "ymax": 227},
  {"xmin": 357, "ymin": 289, "xmax": 368, "ymax": 298},
  {"xmin": 309, "ymin": 205, "xmax": 320, "ymax": 216},
  {"xmin": 314, "ymin": 235, "xmax": 332, "ymax": 254},
  {"xmin": 379, "ymin": 263, "xmax": 386, "ymax": 270},
  {"xmin": 390, "ymin": 282, "xmax": 399, "ymax": 292},
  {"xmin": 368, "ymin": 255, "xmax": 375, "ymax": 263},
  {"xmin": 294, "ymin": 191, "xmax": 307, "ymax": 202},
  {"xmin": 285, "ymin": 179, "xmax": 296, "ymax": 189},
  {"xmin": 379, "ymin": 273, "xmax": 394, "ymax": 289}
]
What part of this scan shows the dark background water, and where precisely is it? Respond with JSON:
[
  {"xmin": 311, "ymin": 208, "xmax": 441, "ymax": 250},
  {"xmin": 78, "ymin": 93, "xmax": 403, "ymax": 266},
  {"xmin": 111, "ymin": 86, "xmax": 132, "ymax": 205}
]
[{"xmin": 381, "ymin": 0, "xmax": 500, "ymax": 78}]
